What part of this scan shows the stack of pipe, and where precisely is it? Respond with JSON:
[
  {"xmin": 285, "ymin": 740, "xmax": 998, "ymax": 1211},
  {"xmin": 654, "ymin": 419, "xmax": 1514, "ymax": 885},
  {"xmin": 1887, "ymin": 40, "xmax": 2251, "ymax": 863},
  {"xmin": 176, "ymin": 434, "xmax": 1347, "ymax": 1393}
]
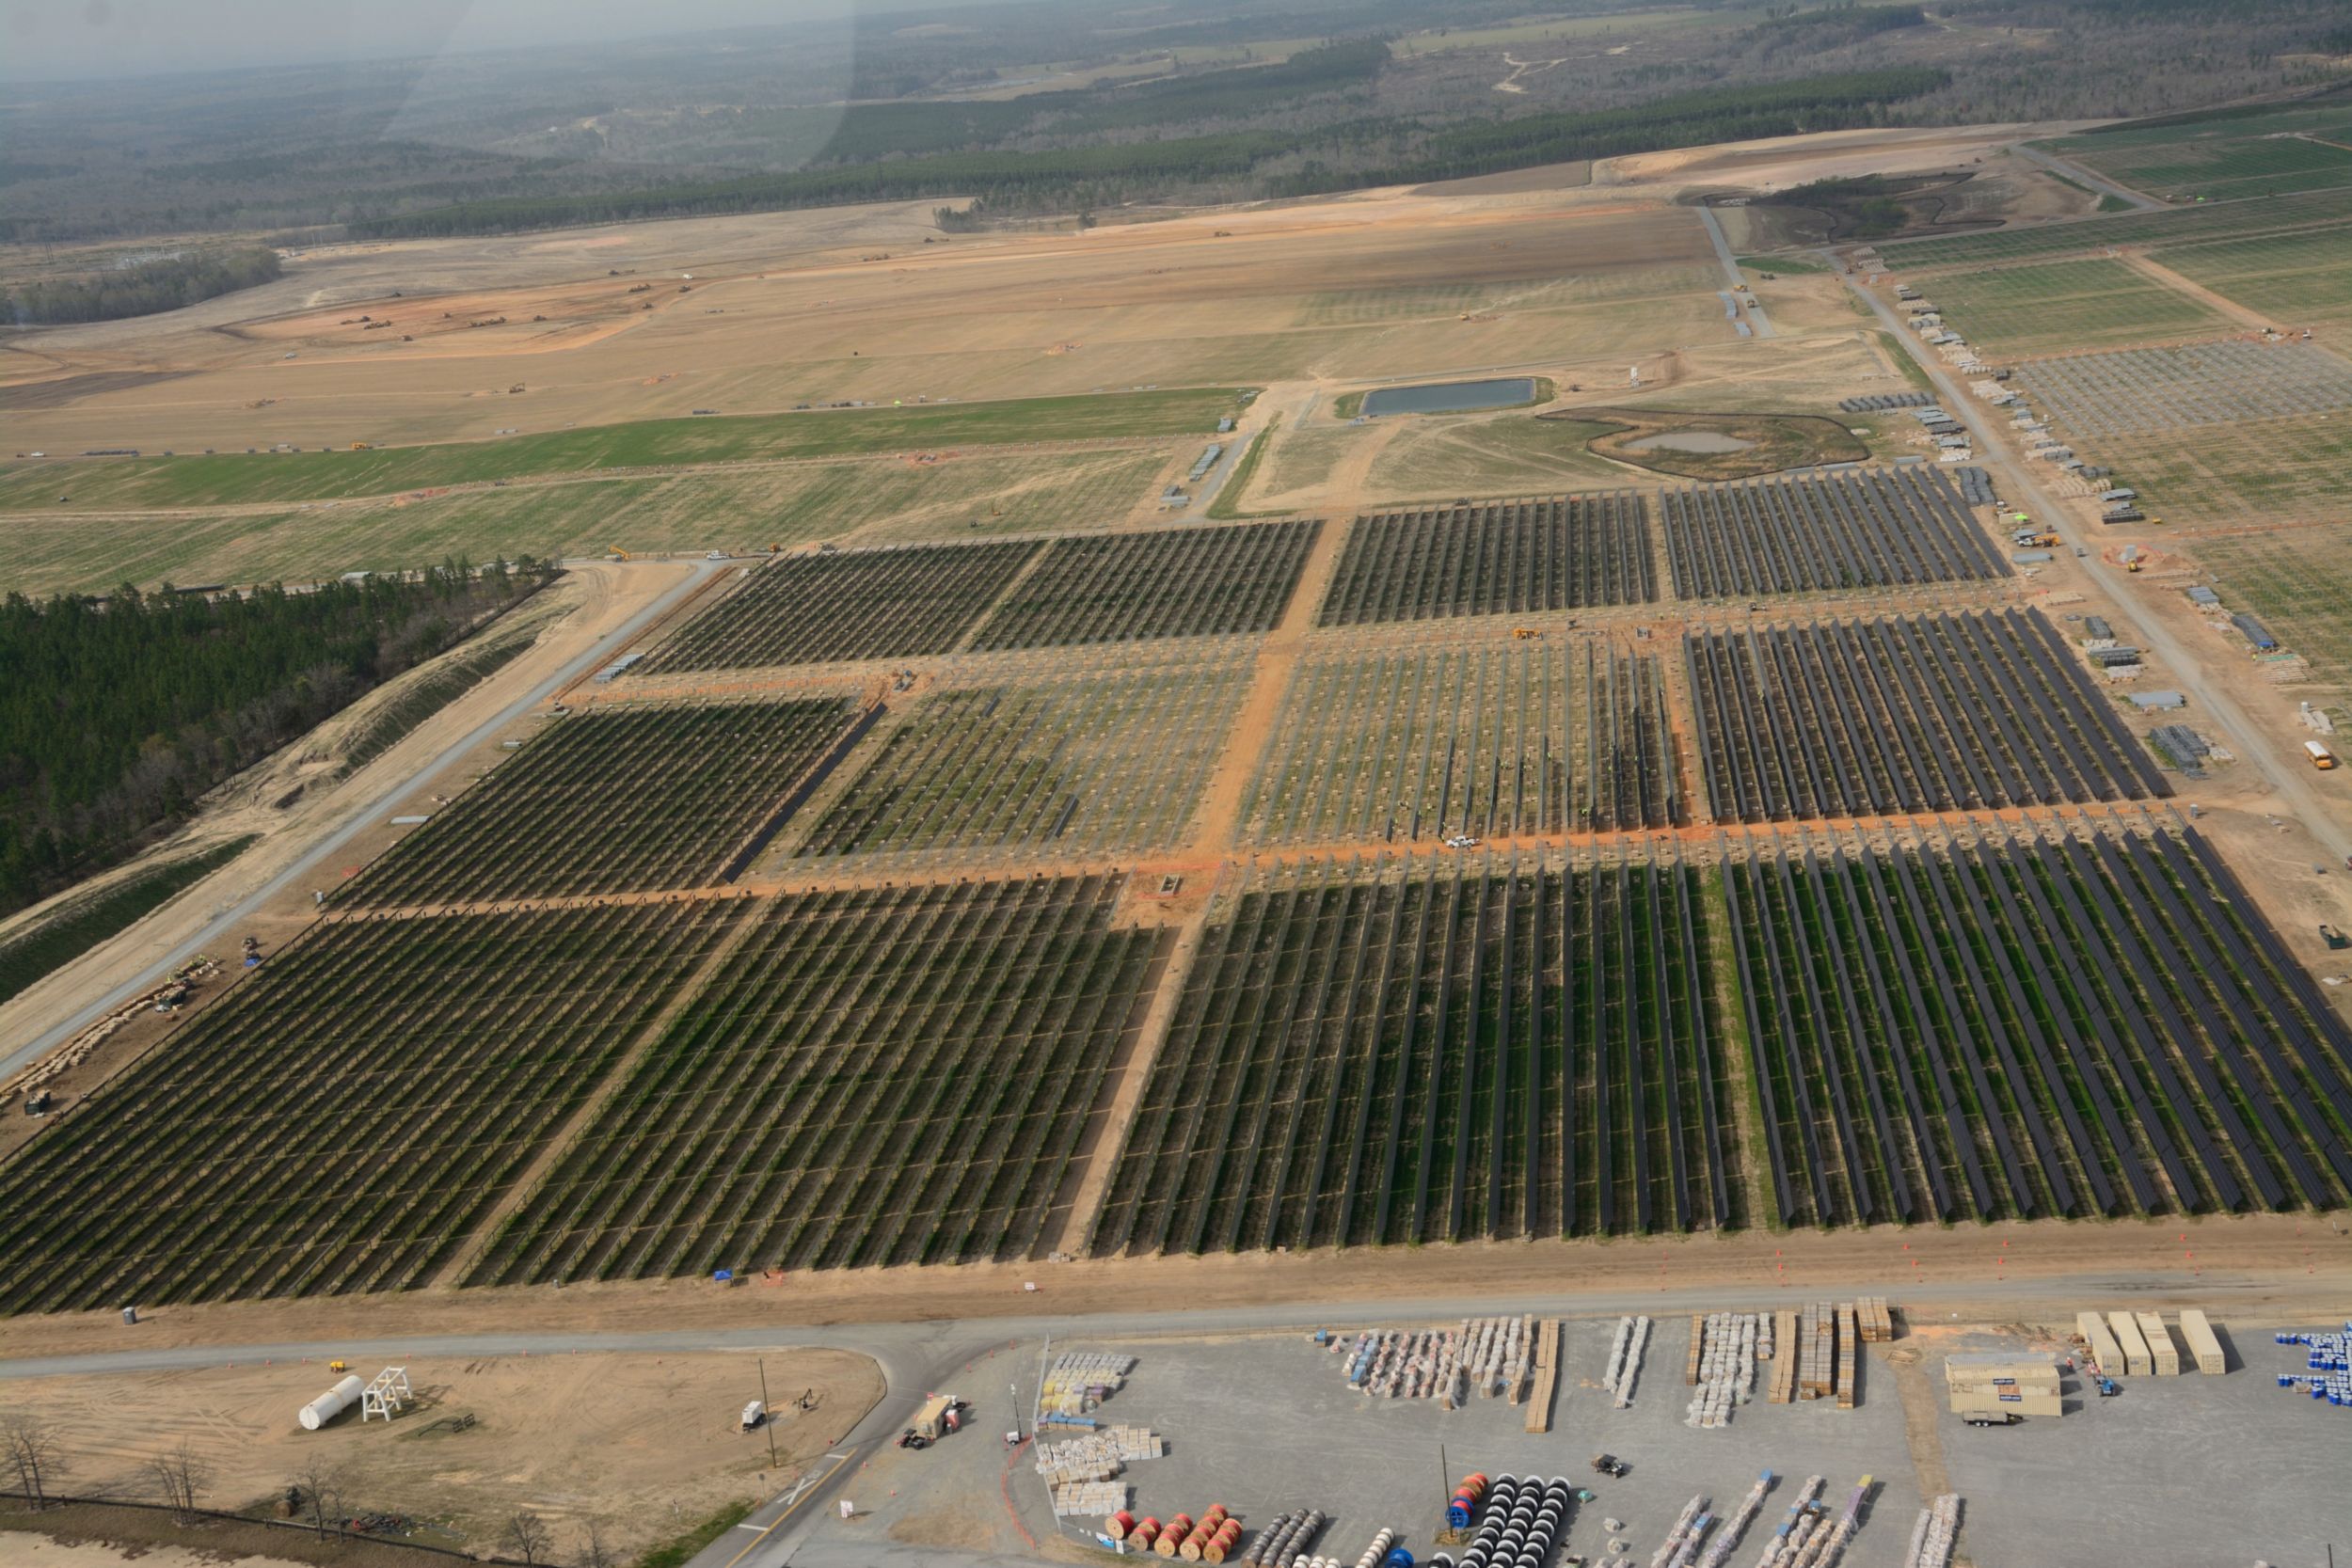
[
  {"xmin": 1604, "ymin": 1316, "xmax": 1652, "ymax": 1407},
  {"xmin": 1697, "ymin": 1472, "xmax": 1774, "ymax": 1568},
  {"xmin": 1899, "ymin": 1495, "xmax": 1960, "ymax": 1568}
]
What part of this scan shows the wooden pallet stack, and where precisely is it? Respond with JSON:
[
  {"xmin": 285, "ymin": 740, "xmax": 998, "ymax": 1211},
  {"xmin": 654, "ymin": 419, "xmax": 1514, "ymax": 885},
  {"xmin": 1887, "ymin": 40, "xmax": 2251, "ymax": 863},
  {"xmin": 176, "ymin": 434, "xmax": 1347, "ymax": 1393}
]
[
  {"xmin": 1769, "ymin": 1307, "xmax": 1801, "ymax": 1403},
  {"xmin": 1836, "ymin": 1304, "xmax": 1859, "ymax": 1409},
  {"xmin": 1686, "ymin": 1315, "xmax": 1708, "ymax": 1386},
  {"xmin": 1856, "ymin": 1296, "xmax": 1894, "ymax": 1342},
  {"xmin": 1800, "ymin": 1301, "xmax": 1837, "ymax": 1401},
  {"xmin": 1525, "ymin": 1319, "xmax": 1562, "ymax": 1433}
]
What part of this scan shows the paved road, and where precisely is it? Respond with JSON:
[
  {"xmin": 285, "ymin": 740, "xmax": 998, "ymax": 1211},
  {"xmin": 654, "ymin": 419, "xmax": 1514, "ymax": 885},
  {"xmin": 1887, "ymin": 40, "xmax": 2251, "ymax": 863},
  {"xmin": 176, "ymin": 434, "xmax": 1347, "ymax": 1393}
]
[
  {"xmin": 0, "ymin": 558, "xmax": 726, "ymax": 1083},
  {"xmin": 1696, "ymin": 203, "xmax": 1774, "ymax": 339},
  {"xmin": 1839, "ymin": 267, "xmax": 2352, "ymax": 870},
  {"xmin": 2013, "ymin": 144, "xmax": 2163, "ymax": 212}
]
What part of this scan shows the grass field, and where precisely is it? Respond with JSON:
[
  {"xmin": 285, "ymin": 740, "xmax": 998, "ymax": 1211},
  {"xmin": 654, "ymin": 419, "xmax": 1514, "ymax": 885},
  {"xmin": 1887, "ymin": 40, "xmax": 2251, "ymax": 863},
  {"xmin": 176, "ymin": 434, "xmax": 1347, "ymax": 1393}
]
[
  {"xmin": 0, "ymin": 388, "xmax": 1242, "ymax": 513},
  {"xmin": 1363, "ymin": 413, "xmax": 1631, "ymax": 502},
  {"xmin": 795, "ymin": 646, "xmax": 1250, "ymax": 861},
  {"xmin": 1913, "ymin": 259, "xmax": 2229, "ymax": 356},
  {"xmin": 2157, "ymin": 226, "xmax": 2352, "ymax": 330},
  {"xmin": 1879, "ymin": 183, "xmax": 2352, "ymax": 269},
  {"xmin": 4, "ymin": 446, "xmax": 1170, "ymax": 594},
  {"xmin": 2074, "ymin": 417, "xmax": 2352, "ymax": 528},
  {"xmin": 2192, "ymin": 521, "xmax": 2352, "ymax": 684},
  {"xmin": 2049, "ymin": 120, "xmax": 2352, "ymax": 203}
]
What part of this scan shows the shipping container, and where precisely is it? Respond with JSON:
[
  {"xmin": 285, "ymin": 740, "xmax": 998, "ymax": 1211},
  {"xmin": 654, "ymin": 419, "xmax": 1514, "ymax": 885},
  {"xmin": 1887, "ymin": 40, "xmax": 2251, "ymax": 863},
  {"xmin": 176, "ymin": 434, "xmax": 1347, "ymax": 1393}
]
[
  {"xmin": 2137, "ymin": 1312, "xmax": 2181, "ymax": 1376},
  {"xmin": 2108, "ymin": 1311, "xmax": 2153, "ymax": 1377},
  {"xmin": 2178, "ymin": 1310, "xmax": 2228, "ymax": 1375},
  {"xmin": 2079, "ymin": 1312, "xmax": 2126, "ymax": 1374}
]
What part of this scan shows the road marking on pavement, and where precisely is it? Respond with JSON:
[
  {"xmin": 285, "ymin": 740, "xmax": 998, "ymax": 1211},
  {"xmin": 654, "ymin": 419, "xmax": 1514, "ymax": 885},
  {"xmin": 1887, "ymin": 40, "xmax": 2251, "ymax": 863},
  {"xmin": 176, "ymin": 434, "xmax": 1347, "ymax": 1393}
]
[{"xmin": 723, "ymin": 1450, "xmax": 855, "ymax": 1568}]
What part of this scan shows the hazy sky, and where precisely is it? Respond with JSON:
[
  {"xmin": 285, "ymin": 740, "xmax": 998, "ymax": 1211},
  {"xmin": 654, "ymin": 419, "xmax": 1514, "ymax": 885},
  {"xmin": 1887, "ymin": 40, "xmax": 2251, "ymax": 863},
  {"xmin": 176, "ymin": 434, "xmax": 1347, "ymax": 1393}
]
[{"xmin": 0, "ymin": 0, "xmax": 879, "ymax": 82}]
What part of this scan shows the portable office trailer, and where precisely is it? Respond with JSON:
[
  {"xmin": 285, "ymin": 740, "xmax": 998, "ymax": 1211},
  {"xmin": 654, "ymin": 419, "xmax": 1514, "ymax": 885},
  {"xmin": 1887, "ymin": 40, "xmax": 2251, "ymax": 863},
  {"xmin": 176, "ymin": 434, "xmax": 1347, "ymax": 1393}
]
[
  {"xmin": 2107, "ymin": 1311, "xmax": 2153, "ymax": 1376},
  {"xmin": 1948, "ymin": 1386, "xmax": 2065, "ymax": 1418},
  {"xmin": 2136, "ymin": 1312, "xmax": 2181, "ymax": 1375},
  {"xmin": 1946, "ymin": 1353, "xmax": 2062, "ymax": 1417},
  {"xmin": 2078, "ymin": 1312, "xmax": 2126, "ymax": 1374},
  {"xmin": 1944, "ymin": 1354, "xmax": 2061, "ymax": 1389},
  {"xmin": 2178, "ymin": 1310, "xmax": 2228, "ymax": 1374}
]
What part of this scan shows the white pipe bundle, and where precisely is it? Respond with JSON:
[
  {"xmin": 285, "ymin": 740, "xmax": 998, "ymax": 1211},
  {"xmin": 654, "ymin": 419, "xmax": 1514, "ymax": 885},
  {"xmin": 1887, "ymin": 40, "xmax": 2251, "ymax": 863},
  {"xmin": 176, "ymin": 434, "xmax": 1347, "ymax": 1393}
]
[
  {"xmin": 1650, "ymin": 1496, "xmax": 1708, "ymax": 1568},
  {"xmin": 1698, "ymin": 1471, "xmax": 1773, "ymax": 1568},
  {"xmin": 1899, "ymin": 1495, "xmax": 1961, "ymax": 1568},
  {"xmin": 1610, "ymin": 1315, "xmax": 1652, "ymax": 1407}
]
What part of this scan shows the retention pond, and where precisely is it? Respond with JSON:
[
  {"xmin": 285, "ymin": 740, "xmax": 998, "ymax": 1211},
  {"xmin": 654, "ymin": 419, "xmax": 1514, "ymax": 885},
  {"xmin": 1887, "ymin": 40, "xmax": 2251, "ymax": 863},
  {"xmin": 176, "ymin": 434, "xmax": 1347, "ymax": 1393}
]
[{"xmin": 1360, "ymin": 377, "xmax": 1537, "ymax": 416}]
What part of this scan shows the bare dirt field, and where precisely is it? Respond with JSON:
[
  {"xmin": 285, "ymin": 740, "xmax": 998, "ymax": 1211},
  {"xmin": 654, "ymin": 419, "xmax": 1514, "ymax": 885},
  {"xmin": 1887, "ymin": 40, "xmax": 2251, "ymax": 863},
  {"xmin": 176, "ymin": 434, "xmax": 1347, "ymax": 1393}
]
[
  {"xmin": 0, "ymin": 1348, "xmax": 882, "ymax": 1559},
  {"xmin": 5, "ymin": 178, "xmax": 1745, "ymax": 458}
]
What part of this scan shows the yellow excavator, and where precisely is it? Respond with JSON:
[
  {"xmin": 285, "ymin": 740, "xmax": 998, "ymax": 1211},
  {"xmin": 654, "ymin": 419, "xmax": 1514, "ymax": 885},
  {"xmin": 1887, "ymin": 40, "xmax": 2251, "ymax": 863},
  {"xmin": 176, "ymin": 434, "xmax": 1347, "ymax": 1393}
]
[{"xmin": 610, "ymin": 546, "xmax": 632, "ymax": 562}]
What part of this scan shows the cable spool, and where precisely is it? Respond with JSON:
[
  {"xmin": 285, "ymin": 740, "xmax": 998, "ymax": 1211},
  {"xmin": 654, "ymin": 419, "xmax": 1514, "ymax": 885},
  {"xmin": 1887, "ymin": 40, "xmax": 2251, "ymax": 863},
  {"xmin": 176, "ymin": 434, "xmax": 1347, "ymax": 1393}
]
[{"xmin": 1110, "ymin": 1513, "xmax": 1136, "ymax": 1542}]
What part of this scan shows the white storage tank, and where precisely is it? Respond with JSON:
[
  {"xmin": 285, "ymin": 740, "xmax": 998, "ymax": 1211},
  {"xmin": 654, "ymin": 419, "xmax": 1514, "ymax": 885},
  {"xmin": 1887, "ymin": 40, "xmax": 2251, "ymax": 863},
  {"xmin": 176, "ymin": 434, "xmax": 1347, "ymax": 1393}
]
[{"xmin": 299, "ymin": 1374, "xmax": 365, "ymax": 1431}]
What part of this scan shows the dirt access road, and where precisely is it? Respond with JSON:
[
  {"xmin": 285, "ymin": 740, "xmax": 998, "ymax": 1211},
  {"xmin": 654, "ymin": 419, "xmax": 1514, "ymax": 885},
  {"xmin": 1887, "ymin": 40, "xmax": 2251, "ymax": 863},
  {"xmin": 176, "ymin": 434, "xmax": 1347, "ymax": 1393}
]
[
  {"xmin": 0, "ymin": 557, "xmax": 719, "ymax": 1086},
  {"xmin": 1840, "ymin": 267, "xmax": 2352, "ymax": 877},
  {"xmin": 6, "ymin": 1209, "xmax": 2345, "ymax": 1368}
]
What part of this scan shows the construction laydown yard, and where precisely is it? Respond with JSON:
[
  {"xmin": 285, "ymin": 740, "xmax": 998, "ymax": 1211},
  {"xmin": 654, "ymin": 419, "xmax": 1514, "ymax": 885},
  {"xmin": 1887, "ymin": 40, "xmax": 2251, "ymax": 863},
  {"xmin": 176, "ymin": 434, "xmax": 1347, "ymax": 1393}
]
[{"xmin": 2, "ymin": 119, "xmax": 2350, "ymax": 1407}]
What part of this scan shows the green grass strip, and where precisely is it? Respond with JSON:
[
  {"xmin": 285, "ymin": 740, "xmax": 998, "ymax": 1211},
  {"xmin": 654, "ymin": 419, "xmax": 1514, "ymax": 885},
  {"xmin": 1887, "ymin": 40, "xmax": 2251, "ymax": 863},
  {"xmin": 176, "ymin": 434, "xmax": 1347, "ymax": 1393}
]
[
  {"xmin": 633, "ymin": 1498, "xmax": 755, "ymax": 1568},
  {"xmin": 1, "ymin": 388, "xmax": 1252, "ymax": 513},
  {"xmin": 0, "ymin": 837, "xmax": 256, "ymax": 1006}
]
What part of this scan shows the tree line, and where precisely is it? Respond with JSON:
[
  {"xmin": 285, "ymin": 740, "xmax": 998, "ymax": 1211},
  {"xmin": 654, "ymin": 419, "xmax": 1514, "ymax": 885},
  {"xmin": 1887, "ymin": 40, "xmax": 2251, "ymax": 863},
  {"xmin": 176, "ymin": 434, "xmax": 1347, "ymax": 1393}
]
[
  {"xmin": 4, "ymin": 246, "xmax": 282, "ymax": 325},
  {"xmin": 0, "ymin": 561, "xmax": 556, "ymax": 916},
  {"xmin": 352, "ymin": 67, "xmax": 1950, "ymax": 239}
]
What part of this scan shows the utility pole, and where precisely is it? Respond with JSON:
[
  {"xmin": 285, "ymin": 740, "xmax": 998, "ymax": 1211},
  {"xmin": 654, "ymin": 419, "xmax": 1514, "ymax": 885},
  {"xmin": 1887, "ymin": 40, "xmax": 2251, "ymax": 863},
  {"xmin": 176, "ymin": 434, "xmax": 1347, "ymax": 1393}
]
[{"xmin": 758, "ymin": 1358, "xmax": 777, "ymax": 1467}]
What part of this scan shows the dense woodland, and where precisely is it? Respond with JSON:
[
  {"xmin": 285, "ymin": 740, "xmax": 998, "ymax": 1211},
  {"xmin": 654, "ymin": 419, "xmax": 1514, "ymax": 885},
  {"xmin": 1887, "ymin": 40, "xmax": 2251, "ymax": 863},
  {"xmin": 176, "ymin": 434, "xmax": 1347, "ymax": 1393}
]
[
  {"xmin": 0, "ymin": 562, "xmax": 555, "ymax": 916},
  {"xmin": 2, "ymin": 0, "xmax": 2345, "ymax": 245},
  {"xmin": 3, "ymin": 246, "xmax": 281, "ymax": 325}
]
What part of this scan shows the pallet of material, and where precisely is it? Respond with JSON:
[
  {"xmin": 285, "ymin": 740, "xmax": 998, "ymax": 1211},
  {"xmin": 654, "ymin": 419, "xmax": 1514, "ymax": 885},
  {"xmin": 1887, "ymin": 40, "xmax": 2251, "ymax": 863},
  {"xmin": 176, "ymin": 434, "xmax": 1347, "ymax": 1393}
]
[
  {"xmin": 1857, "ymin": 1296, "xmax": 1893, "ymax": 1342},
  {"xmin": 1836, "ymin": 1304, "xmax": 1859, "ymax": 1409},
  {"xmin": 1526, "ymin": 1319, "xmax": 1562, "ymax": 1433},
  {"xmin": 1770, "ymin": 1309, "xmax": 1800, "ymax": 1403},
  {"xmin": 2179, "ymin": 1310, "xmax": 2228, "ymax": 1375},
  {"xmin": 1688, "ymin": 1315, "xmax": 1707, "ymax": 1386},
  {"xmin": 2136, "ymin": 1311, "xmax": 2181, "ymax": 1376}
]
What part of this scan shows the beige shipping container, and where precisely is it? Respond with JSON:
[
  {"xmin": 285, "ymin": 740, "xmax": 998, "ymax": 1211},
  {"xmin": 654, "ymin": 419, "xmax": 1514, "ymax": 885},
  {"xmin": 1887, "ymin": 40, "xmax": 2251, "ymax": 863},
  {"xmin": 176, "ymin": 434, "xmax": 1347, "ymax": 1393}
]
[
  {"xmin": 1948, "ymin": 1386, "xmax": 2064, "ymax": 1418},
  {"xmin": 2107, "ymin": 1311, "xmax": 2153, "ymax": 1377},
  {"xmin": 2179, "ymin": 1310, "xmax": 2228, "ymax": 1375},
  {"xmin": 2136, "ymin": 1312, "xmax": 2181, "ymax": 1376},
  {"xmin": 2077, "ymin": 1312, "xmax": 2126, "ymax": 1375},
  {"xmin": 1944, "ymin": 1352, "xmax": 2061, "ymax": 1388}
]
